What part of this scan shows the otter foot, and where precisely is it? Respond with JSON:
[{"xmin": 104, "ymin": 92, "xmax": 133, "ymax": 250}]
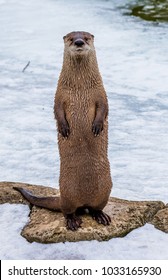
[
  {"xmin": 90, "ymin": 209, "xmax": 111, "ymax": 226},
  {"xmin": 65, "ymin": 214, "xmax": 82, "ymax": 231}
]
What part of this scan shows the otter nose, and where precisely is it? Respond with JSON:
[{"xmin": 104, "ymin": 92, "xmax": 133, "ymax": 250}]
[{"xmin": 74, "ymin": 39, "xmax": 85, "ymax": 47}]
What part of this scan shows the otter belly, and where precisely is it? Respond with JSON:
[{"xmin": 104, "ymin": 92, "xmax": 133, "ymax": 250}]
[{"xmin": 58, "ymin": 117, "xmax": 112, "ymax": 214}]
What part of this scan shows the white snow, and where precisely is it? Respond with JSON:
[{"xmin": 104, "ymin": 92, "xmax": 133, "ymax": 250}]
[{"xmin": 0, "ymin": 0, "xmax": 168, "ymax": 259}]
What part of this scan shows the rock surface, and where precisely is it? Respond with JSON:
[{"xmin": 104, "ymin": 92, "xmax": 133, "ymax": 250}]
[
  {"xmin": 151, "ymin": 207, "xmax": 168, "ymax": 233},
  {"xmin": 0, "ymin": 182, "xmax": 167, "ymax": 243}
]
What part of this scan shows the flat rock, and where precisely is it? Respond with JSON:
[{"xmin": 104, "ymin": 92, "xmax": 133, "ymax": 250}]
[
  {"xmin": 0, "ymin": 182, "xmax": 167, "ymax": 243},
  {"xmin": 151, "ymin": 207, "xmax": 168, "ymax": 233}
]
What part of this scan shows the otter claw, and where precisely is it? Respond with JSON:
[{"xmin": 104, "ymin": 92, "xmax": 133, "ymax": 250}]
[
  {"xmin": 90, "ymin": 209, "xmax": 111, "ymax": 226},
  {"xmin": 92, "ymin": 121, "xmax": 103, "ymax": 136},
  {"xmin": 59, "ymin": 122, "xmax": 70, "ymax": 138},
  {"xmin": 66, "ymin": 214, "xmax": 82, "ymax": 231}
]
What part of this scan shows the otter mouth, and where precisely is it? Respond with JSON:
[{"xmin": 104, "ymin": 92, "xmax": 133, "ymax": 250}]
[
  {"xmin": 76, "ymin": 48, "xmax": 83, "ymax": 52},
  {"xmin": 70, "ymin": 44, "xmax": 89, "ymax": 56}
]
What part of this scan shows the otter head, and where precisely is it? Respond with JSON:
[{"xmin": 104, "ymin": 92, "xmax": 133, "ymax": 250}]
[{"xmin": 63, "ymin": 31, "xmax": 94, "ymax": 58}]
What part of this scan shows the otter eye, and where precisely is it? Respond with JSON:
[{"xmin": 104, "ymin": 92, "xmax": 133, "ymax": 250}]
[
  {"xmin": 85, "ymin": 37, "xmax": 90, "ymax": 43},
  {"xmin": 69, "ymin": 38, "xmax": 73, "ymax": 42}
]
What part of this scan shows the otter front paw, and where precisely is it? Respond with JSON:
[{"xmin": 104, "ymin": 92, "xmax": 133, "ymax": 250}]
[
  {"xmin": 59, "ymin": 121, "xmax": 70, "ymax": 138},
  {"xmin": 92, "ymin": 120, "xmax": 103, "ymax": 136}
]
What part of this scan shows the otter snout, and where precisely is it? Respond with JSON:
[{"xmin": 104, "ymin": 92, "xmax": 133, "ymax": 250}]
[{"xmin": 74, "ymin": 39, "xmax": 85, "ymax": 47}]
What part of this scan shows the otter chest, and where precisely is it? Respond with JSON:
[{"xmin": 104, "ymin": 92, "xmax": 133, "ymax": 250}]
[{"xmin": 65, "ymin": 89, "xmax": 95, "ymax": 126}]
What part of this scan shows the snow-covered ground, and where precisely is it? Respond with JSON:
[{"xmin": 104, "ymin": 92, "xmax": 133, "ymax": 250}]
[{"xmin": 0, "ymin": 0, "xmax": 168, "ymax": 259}]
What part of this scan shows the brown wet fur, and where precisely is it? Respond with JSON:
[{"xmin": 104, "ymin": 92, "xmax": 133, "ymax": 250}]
[
  {"xmin": 13, "ymin": 31, "xmax": 112, "ymax": 231},
  {"xmin": 13, "ymin": 187, "xmax": 61, "ymax": 211}
]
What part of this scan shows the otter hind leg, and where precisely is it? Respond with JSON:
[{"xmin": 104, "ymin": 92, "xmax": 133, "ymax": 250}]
[
  {"xmin": 89, "ymin": 208, "xmax": 111, "ymax": 226},
  {"xmin": 65, "ymin": 213, "xmax": 82, "ymax": 231}
]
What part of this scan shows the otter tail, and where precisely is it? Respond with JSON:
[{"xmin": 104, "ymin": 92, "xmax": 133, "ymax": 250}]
[{"xmin": 13, "ymin": 187, "xmax": 61, "ymax": 211}]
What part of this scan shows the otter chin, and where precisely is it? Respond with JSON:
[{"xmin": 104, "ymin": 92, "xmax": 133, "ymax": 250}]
[{"xmin": 14, "ymin": 31, "xmax": 113, "ymax": 231}]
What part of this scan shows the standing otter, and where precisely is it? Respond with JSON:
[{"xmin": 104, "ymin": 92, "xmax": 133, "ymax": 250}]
[{"xmin": 14, "ymin": 31, "xmax": 112, "ymax": 231}]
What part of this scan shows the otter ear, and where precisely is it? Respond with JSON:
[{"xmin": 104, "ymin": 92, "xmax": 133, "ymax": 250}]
[
  {"xmin": 91, "ymin": 34, "xmax": 94, "ymax": 39},
  {"xmin": 63, "ymin": 35, "xmax": 66, "ymax": 40}
]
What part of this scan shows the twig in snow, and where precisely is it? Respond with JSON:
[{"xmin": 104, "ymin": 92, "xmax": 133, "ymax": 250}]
[{"xmin": 22, "ymin": 61, "xmax": 30, "ymax": 72}]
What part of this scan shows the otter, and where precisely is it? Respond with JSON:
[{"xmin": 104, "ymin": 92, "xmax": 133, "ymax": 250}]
[{"xmin": 14, "ymin": 31, "xmax": 112, "ymax": 231}]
